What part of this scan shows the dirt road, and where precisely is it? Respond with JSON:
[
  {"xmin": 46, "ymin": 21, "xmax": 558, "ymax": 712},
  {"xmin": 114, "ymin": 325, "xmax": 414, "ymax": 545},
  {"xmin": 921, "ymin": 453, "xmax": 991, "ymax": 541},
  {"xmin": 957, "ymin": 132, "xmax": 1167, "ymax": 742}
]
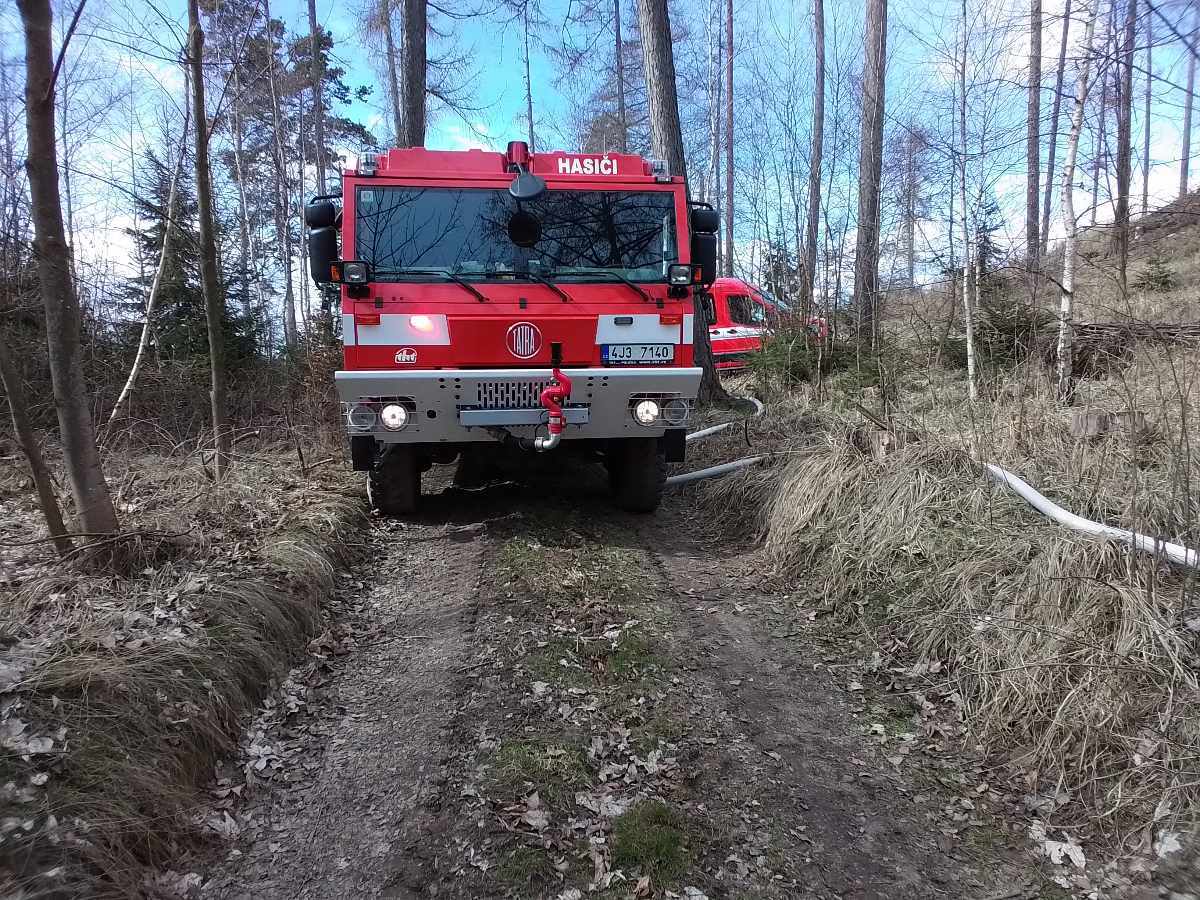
[{"xmin": 198, "ymin": 465, "xmax": 1046, "ymax": 899}]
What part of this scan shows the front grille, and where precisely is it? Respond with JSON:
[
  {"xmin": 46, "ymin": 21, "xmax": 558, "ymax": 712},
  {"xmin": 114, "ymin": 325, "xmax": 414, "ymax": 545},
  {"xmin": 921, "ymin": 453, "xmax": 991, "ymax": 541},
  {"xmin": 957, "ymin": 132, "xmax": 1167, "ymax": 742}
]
[{"xmin": 475, "ymin": 380, "xmax": 550, "ymax": 409}]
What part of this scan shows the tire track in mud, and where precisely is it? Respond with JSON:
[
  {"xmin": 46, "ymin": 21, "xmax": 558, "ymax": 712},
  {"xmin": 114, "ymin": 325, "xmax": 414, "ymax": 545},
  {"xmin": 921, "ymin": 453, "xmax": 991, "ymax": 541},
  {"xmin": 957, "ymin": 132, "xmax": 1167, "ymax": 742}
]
[
  {"xmin": 636, "ymin": 502, "xmax": 1035, "ymax": 900},
  {"xmin": 202, "ymin": 498, "xmax": 497, "ymax": 900}
]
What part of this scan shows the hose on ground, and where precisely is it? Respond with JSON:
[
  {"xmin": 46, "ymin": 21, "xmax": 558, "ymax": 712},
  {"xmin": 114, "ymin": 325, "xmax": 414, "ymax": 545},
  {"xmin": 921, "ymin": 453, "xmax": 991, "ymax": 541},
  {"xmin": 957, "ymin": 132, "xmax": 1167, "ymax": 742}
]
[{"xmin": 668, "ymin": 395, "xmax": 767, "ymax": 486}]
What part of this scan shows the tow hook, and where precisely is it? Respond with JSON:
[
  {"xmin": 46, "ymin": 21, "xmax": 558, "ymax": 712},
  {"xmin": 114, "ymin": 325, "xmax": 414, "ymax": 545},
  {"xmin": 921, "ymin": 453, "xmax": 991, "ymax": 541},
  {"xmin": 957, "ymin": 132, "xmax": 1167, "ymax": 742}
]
[{"xmin": 534, "ymin": 366, "xmax": 572, "ymax": 451}]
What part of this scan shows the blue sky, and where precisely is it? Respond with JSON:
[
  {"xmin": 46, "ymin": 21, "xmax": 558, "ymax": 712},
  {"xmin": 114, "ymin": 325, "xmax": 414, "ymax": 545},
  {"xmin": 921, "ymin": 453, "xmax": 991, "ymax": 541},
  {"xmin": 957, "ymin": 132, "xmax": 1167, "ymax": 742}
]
[{"xmin": 308, "ymin": 0, "xmax": 573, "ymax": 152}]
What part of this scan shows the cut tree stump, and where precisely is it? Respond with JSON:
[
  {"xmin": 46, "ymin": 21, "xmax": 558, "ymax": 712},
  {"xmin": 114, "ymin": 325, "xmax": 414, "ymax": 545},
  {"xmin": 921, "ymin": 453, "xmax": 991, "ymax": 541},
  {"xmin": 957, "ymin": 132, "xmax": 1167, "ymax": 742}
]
[{"xmin": 1070, "ymin": 408, "xmax": 1150, "ymax": 442}]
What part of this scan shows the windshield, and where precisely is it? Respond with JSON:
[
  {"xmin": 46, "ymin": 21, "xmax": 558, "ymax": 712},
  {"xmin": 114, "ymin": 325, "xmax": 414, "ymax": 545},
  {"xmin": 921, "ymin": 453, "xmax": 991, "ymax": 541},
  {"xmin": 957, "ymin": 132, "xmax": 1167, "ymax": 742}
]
[{"xmin": 354, "ymin": 186, "xmax": 678, "ymax": 282}]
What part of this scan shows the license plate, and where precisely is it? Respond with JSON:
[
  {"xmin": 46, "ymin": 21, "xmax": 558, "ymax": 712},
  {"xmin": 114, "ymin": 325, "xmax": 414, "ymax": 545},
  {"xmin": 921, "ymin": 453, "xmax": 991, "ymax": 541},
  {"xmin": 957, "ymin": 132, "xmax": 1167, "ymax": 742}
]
[{"xmin": 602, "ymin": 343, "xmax": 675, "ymax": 365}]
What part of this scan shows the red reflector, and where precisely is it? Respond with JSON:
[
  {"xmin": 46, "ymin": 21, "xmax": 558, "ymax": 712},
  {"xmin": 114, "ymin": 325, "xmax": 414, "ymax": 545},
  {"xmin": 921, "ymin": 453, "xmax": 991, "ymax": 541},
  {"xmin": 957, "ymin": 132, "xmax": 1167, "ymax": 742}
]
[
  {"xmin": 659, "ymin": 313, "xmax": 682, "ymax": 325},
  {"xmin": 356, "ymin": 312, "xmax": 381, "ymax": 326}
]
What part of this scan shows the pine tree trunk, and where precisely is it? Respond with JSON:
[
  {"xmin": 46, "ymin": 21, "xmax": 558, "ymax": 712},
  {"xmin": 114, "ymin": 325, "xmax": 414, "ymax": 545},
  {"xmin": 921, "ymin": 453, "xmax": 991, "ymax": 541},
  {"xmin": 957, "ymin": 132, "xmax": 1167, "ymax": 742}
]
[
  {"xmin": 1181, "ymin": 5, "xmax": 1197, "ymax": 197},
  {"xmin": 523, "ymin": 4, "xmax": 535, "ymax": 149},
  {"xmin": 1112, "ymin": 0, "xmax": 1136, "ymax": 294},
  {"xmin": 801, "ymin": 0, "xmax": 824, "ymax": 319},
  {"xmin": 382, "ymin": 0, "xmax": 404, "ymax": 144},
  {"xmin": 854, "ymin": 0, "xmax": 887, "ymax": 347},
  {"xmin": 1027, "ymin": 0, "xmax": 1042, "ymax": 262},
  {"xmin": 1058, "ymin": 5, "xmax": 1098, "ymax": 402},
  {"xmin": 265, "ymin": 0, "xmax": 297, "ymax": 348},
  {"xmin": 401, "ymin": 0, "xmax": 427, "ymax": 146},
  {"xmin": 635, "ymin": 0, "xmax": 728, "ymax": 405},
  {"xmin": 1041, "ymin": 0, "xmax": 1072, "ymax": 255},
  {"xmin": 614, "ymin": 0, "xmax": 628, "ymax": 152},
  {"xmin": 307, "ymin": 0, "xmax": 328, "ymax": 193},
  {"xmin": 0, "ymin": 334, "xmax": 72, "ymax": 556},
  {"xmin": 188, "ymin": 0, "xmax": 231, "ymax": 476},
  {"xmin": 723, "ymin": 0, "xmax": 734, "ymax": 276},
  {"xmin": 17, "ymin": 0, "xmax": 119, "ymax": 536},
  {"xmin": 231, "ymin": 65, "xmax": 253, "ymax": 318}
]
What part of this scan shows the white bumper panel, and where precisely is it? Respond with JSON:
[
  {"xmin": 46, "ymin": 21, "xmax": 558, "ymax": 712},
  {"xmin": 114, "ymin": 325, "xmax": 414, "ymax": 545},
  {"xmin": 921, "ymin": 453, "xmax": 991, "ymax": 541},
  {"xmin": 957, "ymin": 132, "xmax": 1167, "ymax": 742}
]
[{"xmin": 336, "ymin": 367, "xmax": 702, "ymax": 443}]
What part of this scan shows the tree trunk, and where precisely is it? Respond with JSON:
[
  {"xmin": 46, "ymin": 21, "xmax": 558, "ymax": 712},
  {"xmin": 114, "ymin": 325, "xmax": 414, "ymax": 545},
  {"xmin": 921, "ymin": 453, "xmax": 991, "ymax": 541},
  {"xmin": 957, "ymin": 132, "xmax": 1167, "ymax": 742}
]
[
  {"xmin": 265, "ymin": 0, "xmax": 297, "ymax": 349},
  {"xmin": 401, "ymin": 0, "xmax": 427, "ymax": 146},
  {"xmin": 1142, "ymin": 14, "xmax": 1152, "ymax": 215},
  {"xmin": 108, "ymin": 94, "xmax": 190, "ymax": 427},
  {"xmin": 1112, "ymin": 0, "xmax": 1136, "ymax": 294},
  {"xmin": 1041, "ymin": 0, "xmax": 1072, "ymax": 255},
  {"xmin": 188, "ymin": 0, "xmax": 231, "ymax": 476},
  {"xmin": 231, "ymin": 65, "xmax": 253, "ymax": 318},
  {"xmin": 723, "ymin": 0, "xmax": 734, "ymax": 276},
  {"xmin": 1027, "ymin": 0, "xmax": 1042, "ymax": 262},
  {"xmin": 635, "ymin": 0, "xmax": 728, "ymax": 405},
  {"xmin": 522, "ymin": 3, "xmax": 535, "ymax": 149},
  {"xmin": 0, "ymin": 334, "xmax": 72, "ymax": 556},
  {"xmin": 17, "ymin": 0, "xmax": 119, "ymax": 536},
  {"xmin": 1058, "ymin": 5, "xmax": 1098, "ymax": 402},
  {"xmin": 1181, "ymin": 4, "xmax": 1197, "ymax": 197},
  {"xmin": 801, "ymin": 0, "xmax": 824, "ymax": 319},
  {"xmin": 853, "ymin": 0, "xmax": 887, "ymax": 347},
  {"xmin": 958, "ymin": 0, "xmax": 977, "ymax": 401},
  {"xmin": 1090, "ymin": 60, "xmax": 1106, "ymax": 226},
  {"xmin": 614, "ymin": 0, "xmax": 627, "ymax": 152},
  {"xmin": 307, "ymin": 0, "xmax": 328, "ymax": 194},
  {"xmin": 382, "ymin": 0, "xmax": 404, "ymax": 144}
]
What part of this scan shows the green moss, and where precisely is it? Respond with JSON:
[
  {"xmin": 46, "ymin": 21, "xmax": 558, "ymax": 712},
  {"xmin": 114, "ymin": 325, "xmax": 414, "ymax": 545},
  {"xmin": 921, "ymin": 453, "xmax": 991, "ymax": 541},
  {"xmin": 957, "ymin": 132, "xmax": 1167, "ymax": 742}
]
[{"xmin": 612, "ymin": 800, "xmax": 689, "ymax": 882}]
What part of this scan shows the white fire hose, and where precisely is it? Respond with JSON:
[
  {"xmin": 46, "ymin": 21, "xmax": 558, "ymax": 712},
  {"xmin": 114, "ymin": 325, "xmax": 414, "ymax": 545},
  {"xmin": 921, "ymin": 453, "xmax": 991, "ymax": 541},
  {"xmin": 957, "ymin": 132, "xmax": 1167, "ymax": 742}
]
[
  {"xmin": 667, "ymin": 396, "xmax": 767, "ymax": 486},
  {"xmin": 985, "ymin": 464, "xmax": 1200, "ymax": 569}
]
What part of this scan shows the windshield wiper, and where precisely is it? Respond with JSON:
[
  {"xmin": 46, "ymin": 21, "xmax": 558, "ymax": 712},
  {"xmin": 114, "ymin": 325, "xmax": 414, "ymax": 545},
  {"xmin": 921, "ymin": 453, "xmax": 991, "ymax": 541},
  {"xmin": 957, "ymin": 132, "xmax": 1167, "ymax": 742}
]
[
  {"xmin": 473, "ymin": 270, "xmax": 574, "ymax": 303},
  {"xmin": 551, "ymin": 267, "xmax": 652, "ymax": 303},
  {"xmin": 372, "ymin": 268, "xmax": 490, "ymax": 303}
]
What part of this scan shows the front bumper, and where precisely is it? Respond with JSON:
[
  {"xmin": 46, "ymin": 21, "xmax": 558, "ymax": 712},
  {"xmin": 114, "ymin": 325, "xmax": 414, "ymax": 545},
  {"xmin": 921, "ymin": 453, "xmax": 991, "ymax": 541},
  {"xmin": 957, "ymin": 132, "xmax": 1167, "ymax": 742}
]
[{"xmin": 335, "ymin": 367, "xmax": 702, "ymax": 443}]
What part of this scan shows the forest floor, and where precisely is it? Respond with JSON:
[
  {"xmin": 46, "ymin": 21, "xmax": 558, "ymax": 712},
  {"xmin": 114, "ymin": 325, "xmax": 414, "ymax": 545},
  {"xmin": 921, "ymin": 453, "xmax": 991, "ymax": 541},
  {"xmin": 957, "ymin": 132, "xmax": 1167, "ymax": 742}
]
[{"xmin": 181, "ymin": 463, "xmax": 1064, "ymax": 900}]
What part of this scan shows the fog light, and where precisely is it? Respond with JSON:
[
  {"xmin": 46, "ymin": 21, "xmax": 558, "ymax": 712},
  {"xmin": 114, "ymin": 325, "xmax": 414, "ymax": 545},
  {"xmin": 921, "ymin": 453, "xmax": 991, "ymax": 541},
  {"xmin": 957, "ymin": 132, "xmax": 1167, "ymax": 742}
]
[
  {"xmin": 633, "ymin": 399, "xmax": 661, "ymax": 425},
  {"xmin": 663, "ymin": 398, "xmax": 689, "ymax": 424},
  {"xmin": 379, "ymin": 403, "xmax": 409, "ymax": 430},
  {"xmin": 346, "ymin": 403, "xmax": 376, "ymax": 431}
]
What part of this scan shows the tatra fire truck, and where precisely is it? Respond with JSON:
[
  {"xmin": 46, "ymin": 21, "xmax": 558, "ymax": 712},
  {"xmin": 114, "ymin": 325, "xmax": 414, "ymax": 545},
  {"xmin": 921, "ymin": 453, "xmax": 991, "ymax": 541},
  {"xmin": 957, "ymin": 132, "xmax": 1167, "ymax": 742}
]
[{"xmin": 305, "ymin": 140, "xmax": 719, "ymax": 515}]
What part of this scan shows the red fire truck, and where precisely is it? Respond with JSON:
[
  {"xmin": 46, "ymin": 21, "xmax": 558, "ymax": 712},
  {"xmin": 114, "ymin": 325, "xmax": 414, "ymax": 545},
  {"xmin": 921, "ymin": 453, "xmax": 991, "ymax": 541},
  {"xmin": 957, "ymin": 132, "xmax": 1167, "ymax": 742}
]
[
  {"xmin": 703, "ymin": 277, "xmax": 829, "ymax": 371},
  {"xmin": 305, "ymin": 141, "xmax": 718, "ymax": 515}
]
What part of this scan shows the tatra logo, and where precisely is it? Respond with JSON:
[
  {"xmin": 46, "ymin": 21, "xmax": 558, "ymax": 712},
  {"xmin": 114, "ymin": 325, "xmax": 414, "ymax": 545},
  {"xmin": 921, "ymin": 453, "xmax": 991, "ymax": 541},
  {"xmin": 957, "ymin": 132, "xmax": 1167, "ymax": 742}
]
[
  {"xmin": 394, "ymin": 347, "xmax": 418, "ymax": 364},
  {"xmin": 506, "ymin": 322, "xmax": 542, "ymax": 359},
  {"xmin": 557, "ymin": 156, "xmax": 617, "ymax": 176}
]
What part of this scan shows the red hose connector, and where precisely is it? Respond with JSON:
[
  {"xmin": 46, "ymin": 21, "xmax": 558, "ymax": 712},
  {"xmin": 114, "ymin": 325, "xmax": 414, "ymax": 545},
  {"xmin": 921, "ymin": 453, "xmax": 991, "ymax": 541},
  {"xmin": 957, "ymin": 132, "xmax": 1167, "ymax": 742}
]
[{"xmin": 534, "ymin": 368, "xmax": 572, "ymax": 450}]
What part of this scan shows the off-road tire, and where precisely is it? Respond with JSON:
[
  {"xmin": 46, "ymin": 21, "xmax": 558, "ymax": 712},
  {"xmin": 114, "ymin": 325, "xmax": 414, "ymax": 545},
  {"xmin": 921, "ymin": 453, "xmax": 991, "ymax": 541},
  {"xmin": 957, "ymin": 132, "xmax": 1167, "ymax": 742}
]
[
  {"xmin": 368, "ymin": 446, "xmax": 420, "ymax": 516},
  {"xmin": 607, "ymin": 437, "xmax": 666, "ymax": 513}
]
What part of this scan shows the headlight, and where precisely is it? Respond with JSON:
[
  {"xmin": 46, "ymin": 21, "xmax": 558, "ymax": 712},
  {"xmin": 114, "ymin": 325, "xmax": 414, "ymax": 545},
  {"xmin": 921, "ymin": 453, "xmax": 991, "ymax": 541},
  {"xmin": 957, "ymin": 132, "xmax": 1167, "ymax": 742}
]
[
  {"xmin": 633, "ymin": 399, "xmax": 661, "ymax": 425},
  {"xmin": 379, "ymin": 403, "xmax": 409, "ymax": 430},
  {"xmin": 346, "ymin": 403, "xmax": 376, "ymax": 431},
  {"xmin": 662, "ymin": 398, "xmax": 689, "ymax": 425}
]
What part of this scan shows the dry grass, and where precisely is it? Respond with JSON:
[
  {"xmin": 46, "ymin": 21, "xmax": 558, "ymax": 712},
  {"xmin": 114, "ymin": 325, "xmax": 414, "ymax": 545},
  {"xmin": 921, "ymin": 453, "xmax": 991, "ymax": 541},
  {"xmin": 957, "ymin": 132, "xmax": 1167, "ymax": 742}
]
[
  {"xmin": 0, "ymin": 451, "xmax": 364, "ymax": 897},
  {"xmin": 692, "ymin": 349, "xmax": 1200, "ymax": 848}
]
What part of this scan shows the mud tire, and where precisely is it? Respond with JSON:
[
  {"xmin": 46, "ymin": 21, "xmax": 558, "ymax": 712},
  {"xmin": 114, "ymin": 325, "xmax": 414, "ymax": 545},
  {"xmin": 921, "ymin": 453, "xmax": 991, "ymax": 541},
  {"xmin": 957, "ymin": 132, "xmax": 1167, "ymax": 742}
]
[
  {"xmin": 608, "ymin": 437, "xmax": 666, "ymax": 513},
  {"xmin": 369, "ymin": 446, "xmax": 420, "ymax": 516}
]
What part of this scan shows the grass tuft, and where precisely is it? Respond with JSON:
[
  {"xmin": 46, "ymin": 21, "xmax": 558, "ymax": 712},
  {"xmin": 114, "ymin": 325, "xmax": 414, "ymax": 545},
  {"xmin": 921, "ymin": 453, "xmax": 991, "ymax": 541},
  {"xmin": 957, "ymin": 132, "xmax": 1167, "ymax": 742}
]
[{"xmin": 612, "ymin": 800, "xmax": 688, "ymax": 883}]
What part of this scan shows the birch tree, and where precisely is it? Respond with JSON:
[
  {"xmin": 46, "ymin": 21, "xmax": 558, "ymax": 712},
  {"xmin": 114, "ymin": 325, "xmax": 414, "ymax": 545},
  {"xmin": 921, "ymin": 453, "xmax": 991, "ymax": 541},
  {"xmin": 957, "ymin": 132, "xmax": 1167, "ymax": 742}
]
[
  {"xmin": 958, "ymin": 0, "xmax": 977, "ymax": 401},
  {"xmin": 1181, "ymin": 4, "xmax": 1197, "ymax": 197},
  {"xmin": 17, "ymin": 0, "xmax": 119, "ymax": 536},
  {"xmin": 1058, "ymin": 4, "xmax": 1099, "ymax": 402}
]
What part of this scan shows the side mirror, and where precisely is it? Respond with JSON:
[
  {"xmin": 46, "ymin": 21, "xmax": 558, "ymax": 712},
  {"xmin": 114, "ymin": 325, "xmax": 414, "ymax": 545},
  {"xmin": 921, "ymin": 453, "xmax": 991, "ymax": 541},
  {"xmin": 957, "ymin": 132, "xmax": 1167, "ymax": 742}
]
[
  {"xmin": 304, "ymin": 200, "xmax": 337, "ymax": 228},
  {"xmin": 309, "ymin": 227, "xmax": 338, "ymax": 283},
  {"xmin": 690, "ymin": 206, "xmax": 720, "ymax": 234},
  {"xmin": 691, "ymin": 232, "xmax": 717, "ymax": 287},
  {"xmin": 509, "ymin": 171, "xmax": 547, "ymax": 201}
]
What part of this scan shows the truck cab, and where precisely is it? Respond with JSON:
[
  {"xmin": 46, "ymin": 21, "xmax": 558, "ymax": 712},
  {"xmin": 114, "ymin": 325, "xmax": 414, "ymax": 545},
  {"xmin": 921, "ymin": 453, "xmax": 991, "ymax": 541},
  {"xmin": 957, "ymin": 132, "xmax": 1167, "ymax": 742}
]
[
  {"xmin": 703, "ymin": 277, "xmax": 829, "ymax": 371},
  {"xmin": 305, "ymin": 141, "xmax": 719, "ymax": 515}
]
